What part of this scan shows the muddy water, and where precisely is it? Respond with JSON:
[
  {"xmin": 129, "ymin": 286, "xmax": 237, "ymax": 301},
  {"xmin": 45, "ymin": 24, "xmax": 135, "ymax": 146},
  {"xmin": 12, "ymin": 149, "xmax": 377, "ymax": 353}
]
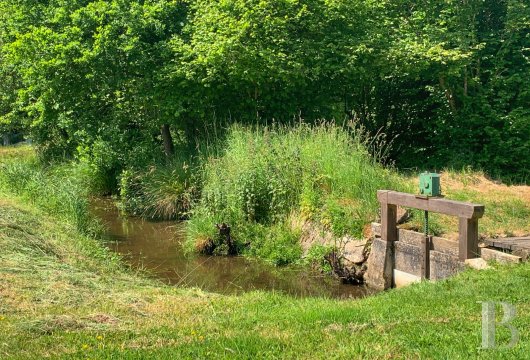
[{"xmin": 91, "ymin": 198, "xmax": 373, "ymax": 299}]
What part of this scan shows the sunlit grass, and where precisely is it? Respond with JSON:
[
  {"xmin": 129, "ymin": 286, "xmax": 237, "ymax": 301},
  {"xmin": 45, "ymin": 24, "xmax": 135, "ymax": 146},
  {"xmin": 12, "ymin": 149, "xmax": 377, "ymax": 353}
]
[
  {"xmin": 187, "ymin": 123, "xmax": 407, "ymax": 263},
  {"xmin": 0, "ymin": 146, "xmax": 97, "ymax": 235},
  {"xmin": 403, "ymin": 170, "xmax": 530, "ymax": 239},
  {"xmin": 0, "ymin": 144, "xmax": 34, "ymax": 160},
  {"xmin": 0, "ymin": 196, "xmax": 529, "ymax": 359}
]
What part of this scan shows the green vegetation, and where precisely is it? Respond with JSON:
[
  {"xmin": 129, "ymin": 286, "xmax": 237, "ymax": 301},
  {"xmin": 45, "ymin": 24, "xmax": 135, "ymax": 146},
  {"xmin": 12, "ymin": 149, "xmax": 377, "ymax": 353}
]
[
  {"xmin": 118, "ymin": 160, "xmax": 196, "ymax": 220},
  {"xmin": 1, "ymin": 0, "xmax": 529, "ymax": 182},
  {"xmin": 187, "ymin": 124, "xmax": 405, "ymax": 264},
  {"xmin": 1, "ymin": 0, "xmax": 529, "ymax": 357},
  {"xmin": 1, "ymin": 194, "xmax": 529, "ymax": 359},
  {"xmin": 0, "ymin": 147, "xmax": 96, "ymax": 234}
]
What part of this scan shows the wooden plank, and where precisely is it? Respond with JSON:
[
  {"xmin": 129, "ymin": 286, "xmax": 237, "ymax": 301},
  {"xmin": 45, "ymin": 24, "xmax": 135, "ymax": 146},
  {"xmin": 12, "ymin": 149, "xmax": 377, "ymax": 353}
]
[
  {"xmin": 459, "ymin": 217, "xmax": 479, "ymax": 260},
  {"xmin": 485, "ymin": 237, "xmax": 530, "ymax": 242},
  {"xmin": 377, "ymin": 190, "xmax": 484, "ymax": 219},
  {"xmin": 513, "ymin": 244, "xmax": 530, "ymax": 250},
  {"xmin": 483, "ymin": 238, "xmax": 530, "ymax": 251},
  {"xmin": 422, "ymin": 235, "xmax": 430, "ymax": 279}
]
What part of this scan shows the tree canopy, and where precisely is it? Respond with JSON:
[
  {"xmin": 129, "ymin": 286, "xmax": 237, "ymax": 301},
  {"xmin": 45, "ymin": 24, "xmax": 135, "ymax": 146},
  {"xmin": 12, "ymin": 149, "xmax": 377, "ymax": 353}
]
[{"xmin": 1, "ymin": 0, "xmax": 528, "ymax": 181}]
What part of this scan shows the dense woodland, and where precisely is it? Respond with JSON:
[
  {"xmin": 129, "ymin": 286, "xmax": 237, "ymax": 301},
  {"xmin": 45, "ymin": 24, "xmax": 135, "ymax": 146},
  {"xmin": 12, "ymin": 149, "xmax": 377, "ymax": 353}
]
[{"xmin": 1, "ymin": 0, "xmax": 529, "ymax": 183}]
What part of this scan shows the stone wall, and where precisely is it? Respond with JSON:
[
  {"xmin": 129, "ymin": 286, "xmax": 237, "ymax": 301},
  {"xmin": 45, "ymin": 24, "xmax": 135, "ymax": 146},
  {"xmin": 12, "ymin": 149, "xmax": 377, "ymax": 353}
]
[{"xmin": 364, "ymin": 223, "xmax": 522, "ymax": 289}]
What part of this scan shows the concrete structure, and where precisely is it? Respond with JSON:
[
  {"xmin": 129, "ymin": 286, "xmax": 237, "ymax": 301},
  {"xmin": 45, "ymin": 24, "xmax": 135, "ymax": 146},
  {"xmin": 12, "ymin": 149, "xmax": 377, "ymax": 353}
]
[
  {"xmin": 366, "ymin": 190, "xmax": 487, "ymax": 289},
  {"xmin": 365, "ymin": 190, "xmax": 526, "ymax": 289}
]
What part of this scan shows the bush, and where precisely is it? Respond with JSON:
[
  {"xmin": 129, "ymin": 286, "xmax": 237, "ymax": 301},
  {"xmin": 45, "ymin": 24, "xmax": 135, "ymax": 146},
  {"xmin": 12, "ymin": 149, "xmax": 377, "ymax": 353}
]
[{"xmin": 186, "ymin": 123, "xmax": 406, "ymax": 264}]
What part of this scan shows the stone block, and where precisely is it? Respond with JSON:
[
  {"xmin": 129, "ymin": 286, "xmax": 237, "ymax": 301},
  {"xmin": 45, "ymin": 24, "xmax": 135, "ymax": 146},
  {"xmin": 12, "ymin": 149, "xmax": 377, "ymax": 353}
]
[
  {"xmin": 371, "ymin": 222, "xmax": 381, "ymax": 238},
  {"xmin": 481, "ymin": 248, "xmax": 522, "ymax": 264},
  {"xmin": 465, "ymin": 258, "xmax": 491, "ymax": 270},
  {"xmin": 365, "ymin": 238, "xmax": 394, "ymax": 290},
  {"xmin": 398, "ymin": 229, "xmax": 424, "ymax": 247},
  {"xmin": 394, "ymin": 241, "xmax": 423, "ymax": 277},
  {"xmin": 429, "ymin": 251, "xmax": 465, "ymax": 280},
  {"xmin": 342, "ymin": 239, "xmax": 368, "ymax": 264},
  {"xmin": 393, "ymin": 269, "xmax": 421, "ymax": 288},
  {"xmin": 431, "ymin": 236, "xmax": 458, "ymax": 256}
]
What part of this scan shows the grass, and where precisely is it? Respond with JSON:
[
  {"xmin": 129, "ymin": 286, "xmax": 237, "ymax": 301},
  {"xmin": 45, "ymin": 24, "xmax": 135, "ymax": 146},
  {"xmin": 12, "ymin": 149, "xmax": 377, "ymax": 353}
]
[
  {"xmin": 0, "ymin": 147, "xmax": 96, "ymax": 235},
  {"xmin": 118, "ymin": 160, "xmax": 197, "ymax": 220},
  {"xmin": 1, "ymin": 145, "xmax": 530, "ymax": 358},
  {"xmin": 186, "ymin": 123, "xmax": 407, "ymax": 263},
  {"xmin": 0, "ymin": 144, "xmax": 33, "ymax": 159},
  {"xmin": 1, "ymin": 195, "xmax": 529, "ymax": 359},
  {"xmin": 403, "ymin": 169, "xmax": 530, "ymax": 240}
]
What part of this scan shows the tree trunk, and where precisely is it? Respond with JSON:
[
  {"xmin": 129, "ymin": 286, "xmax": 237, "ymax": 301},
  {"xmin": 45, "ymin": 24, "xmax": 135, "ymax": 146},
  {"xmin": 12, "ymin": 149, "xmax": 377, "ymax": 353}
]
[
  {"xmin": 160, "ymin": 124, "xmax": 174, "ymax": 157},
  {"xmin": 439, "ymin": 76, "xmax": 457, "ymax": 112}
]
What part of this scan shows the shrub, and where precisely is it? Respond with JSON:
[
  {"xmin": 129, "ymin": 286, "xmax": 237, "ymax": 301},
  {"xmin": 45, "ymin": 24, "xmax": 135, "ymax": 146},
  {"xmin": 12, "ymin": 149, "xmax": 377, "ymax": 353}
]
[{"xmin": 118, "ymin": 160, "xmax": 197, "ymax": 220}]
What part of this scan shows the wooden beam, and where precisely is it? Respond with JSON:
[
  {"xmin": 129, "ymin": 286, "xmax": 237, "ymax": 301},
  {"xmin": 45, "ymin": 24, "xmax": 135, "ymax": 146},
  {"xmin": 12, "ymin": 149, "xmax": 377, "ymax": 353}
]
[
  {"xmin": 459, "ymin": 217, "xmax": 479, "ymax": 260},
  {"xmin": 377, "ymin": 190, "xmax": 484, "ymax": 219}
]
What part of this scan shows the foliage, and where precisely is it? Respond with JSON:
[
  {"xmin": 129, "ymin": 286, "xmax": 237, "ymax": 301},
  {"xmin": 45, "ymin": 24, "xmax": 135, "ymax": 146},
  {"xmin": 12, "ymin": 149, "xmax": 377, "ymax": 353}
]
[
  {"xmin": 303, "ymin": 244, "xmax": 334, "ymax": 273},
  {"xmin": 118, "ymin": 159, "xmax": 196, "ymax": 220},
  {"xmin": 1, "ymin": 0, "xmax": 528, "ymax": 182},
  {"xmin": 186, "ymin": 123, "xmax": 405, "ymax": 263}
]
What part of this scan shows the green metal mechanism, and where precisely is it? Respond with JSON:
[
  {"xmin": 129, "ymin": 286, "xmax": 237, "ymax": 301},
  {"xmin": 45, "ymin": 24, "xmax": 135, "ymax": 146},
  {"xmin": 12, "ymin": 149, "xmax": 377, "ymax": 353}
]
[
  {"xmin": 419, "ymin": 172, "xmax": 441, "ymax": 197},
  {"xmin": 418, "ymin": 172, "xmax": 442, "ymax": 273}
]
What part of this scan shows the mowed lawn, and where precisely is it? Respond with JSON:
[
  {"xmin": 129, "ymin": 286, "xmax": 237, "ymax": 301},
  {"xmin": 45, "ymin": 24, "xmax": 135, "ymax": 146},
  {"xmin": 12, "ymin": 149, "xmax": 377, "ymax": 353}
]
[{"xmin": 0, "ymin": 196, "xmax": 529, "ymax": 359}]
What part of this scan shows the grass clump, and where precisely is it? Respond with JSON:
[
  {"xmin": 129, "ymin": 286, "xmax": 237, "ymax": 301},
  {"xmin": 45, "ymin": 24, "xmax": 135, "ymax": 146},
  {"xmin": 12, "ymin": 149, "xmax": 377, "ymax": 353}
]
[
  {"xmin": 187, "ymin": 123, "xmax": 405, "ymax": 263},
  {"xmin": 118, "ymin": 160, "xmax": 197, "ymax": 220}
]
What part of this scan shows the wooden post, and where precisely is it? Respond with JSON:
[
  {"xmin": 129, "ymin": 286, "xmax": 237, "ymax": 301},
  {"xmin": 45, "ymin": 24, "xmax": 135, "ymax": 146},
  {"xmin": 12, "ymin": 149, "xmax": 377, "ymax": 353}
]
[
  {"xmin": 372, "ymin": 190, "xmax": 484, "ymax": 288},
  {"xmin": 381, "ymin": 203, "xmax": 398, "ymax": 243},
  {"xmin": 459, "ymin": 217, "xmax": 479, "ymax": 261},
  {"xmin": 380, "ymin": 200, "xmax": 397, "ymax": 288},
  {"xmin": 366, "ymin": 191, "xmax": 398, "ymax": 290}
]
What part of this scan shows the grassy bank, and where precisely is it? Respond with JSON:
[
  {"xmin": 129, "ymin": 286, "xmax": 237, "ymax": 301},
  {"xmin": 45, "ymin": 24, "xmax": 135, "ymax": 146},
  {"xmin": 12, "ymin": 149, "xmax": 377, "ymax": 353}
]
[
  {"xmin": 1, "ymin": 194, "xmax": 529, "ymax": 359},
  {"xmin": 187, "ymin": 124, "xmax": 406, "ymax": 264},
  {"xmin": 0, "ymin": 147, "xmax": 96, "ymax": 235}
]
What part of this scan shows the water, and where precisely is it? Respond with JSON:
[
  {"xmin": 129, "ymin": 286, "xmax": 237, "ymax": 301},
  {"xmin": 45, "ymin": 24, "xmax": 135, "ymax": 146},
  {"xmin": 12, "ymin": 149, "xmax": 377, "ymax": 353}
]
[{"xmin": 91, "ymin": 198, "xmax": 374, "ymax": 299}]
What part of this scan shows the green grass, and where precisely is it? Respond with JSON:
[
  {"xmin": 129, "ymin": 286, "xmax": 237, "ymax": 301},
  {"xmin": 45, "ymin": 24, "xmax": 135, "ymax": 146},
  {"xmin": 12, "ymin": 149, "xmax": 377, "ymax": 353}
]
[
  {"xmin": 1, "ymin": 195, "xmax": 529, "ymax": 359},
  {"xmin": 186, "ymin": 123, "xmax": 407, "ymax": 263},
  {"xmin": 0, "ymin": 148, "xmax": 96, "ymax": 235},
  {"xmin": 403, "ymin": 169, "xmax": 530, "ymax": 239},
  {"xmin": 1, "ymin": 145, "xmax": 529, "ymax": 359},
  {"xmin": 118, "ymin": 159, "xmax": 197, "ymax": 220}
]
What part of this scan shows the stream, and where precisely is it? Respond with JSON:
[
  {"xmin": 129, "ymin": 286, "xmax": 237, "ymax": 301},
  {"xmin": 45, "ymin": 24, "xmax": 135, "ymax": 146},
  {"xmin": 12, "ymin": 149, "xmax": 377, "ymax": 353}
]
[{"xmin": 91, "ymin": 198, "xmax": 373, "ymax": 299}]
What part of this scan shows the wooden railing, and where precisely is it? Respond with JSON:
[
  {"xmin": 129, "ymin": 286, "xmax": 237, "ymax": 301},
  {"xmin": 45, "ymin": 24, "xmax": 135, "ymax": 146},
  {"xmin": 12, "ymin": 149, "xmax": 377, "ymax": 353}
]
[{"xmin": 377, "ymin": 190, "xmax": 485, "ymax": 261}]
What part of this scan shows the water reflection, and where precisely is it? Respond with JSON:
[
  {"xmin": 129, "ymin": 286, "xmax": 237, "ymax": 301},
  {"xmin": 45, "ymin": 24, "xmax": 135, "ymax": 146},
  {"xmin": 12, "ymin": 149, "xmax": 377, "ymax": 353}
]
[{"xmin": 91, "ymin": 198, "xmax": 374, "ymax": 299}]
